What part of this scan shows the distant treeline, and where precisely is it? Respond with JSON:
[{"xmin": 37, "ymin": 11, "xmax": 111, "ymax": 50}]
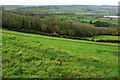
[{"xmin": 2, "ymin": 11, "xmax": 119, "ymax": 38}]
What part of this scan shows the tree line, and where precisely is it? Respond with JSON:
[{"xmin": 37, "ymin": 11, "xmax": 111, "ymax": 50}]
[{"xmin": 2, "ymin": 11, "xmax": 119, "ymax": 38}]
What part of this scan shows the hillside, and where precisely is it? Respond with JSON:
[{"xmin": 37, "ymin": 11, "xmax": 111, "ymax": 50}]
[
  {"xmin": 2, "ymin": 29, "xmax": 118, "ymax": 78},
  {"xmin": 3, "ymin": 5, "xmax": 118, "ymax": 16}
]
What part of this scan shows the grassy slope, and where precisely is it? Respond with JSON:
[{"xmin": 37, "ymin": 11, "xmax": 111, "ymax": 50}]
[
  {"xmin": 2, "ymin": 29, "xmax": 118, "ymax": 78},
  {"xmin": 0, "ymin": 28, "xmax": 1, "ymax": 78}
]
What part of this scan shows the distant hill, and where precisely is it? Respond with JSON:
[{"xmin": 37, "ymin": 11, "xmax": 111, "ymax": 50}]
[{"xmin": 2, "ymin": 5, "xmax": 118, "ymax": 16}]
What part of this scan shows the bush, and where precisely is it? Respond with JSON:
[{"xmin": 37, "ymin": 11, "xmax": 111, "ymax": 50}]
[
  {"xmin": 72, "ymin": 22, "xmax": 98, "ymax": 37},
  {"xmin": 96, "ymin": 39, "xmax": 120, "ymax": 43},
  {"xmin": 93, "ymin": 21, "xmax": 111, "ymax": 27}
]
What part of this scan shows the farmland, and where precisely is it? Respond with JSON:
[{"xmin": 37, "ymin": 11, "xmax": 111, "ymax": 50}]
[
  {"xmin": 2, "ymin": 5, "xmax": 119, "ymax": 78},
  {"xmin": 84, "ymin": 35, "xmax": 119, "ymax": 40},
  {"xmin": 3, "ymin": 5, "xmax": 118, "ymax": 25},
  {"xmin": 2, "ymin": 29, "xmax": 119, "ymax": 78},
  {"xmin": 54, "ymin": 15, "xmax": 118, "ymax": 25},
  {"xmin": 3, "ymin": 5, "xmax": 118, "ymax": 15}
]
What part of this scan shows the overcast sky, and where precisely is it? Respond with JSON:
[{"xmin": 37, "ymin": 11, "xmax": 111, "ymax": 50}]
[{"xmin": 0, "ymin": 0, "xmax": 120, "ymax": 5}]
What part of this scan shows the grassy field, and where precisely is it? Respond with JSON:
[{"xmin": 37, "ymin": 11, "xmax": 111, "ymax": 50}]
[
  {"xmin": 54, "ymin": 15, "xmax": 118, "ymax": 25},
  {"xmin": 4, "ymin": 5, "xmax": 117, "ymax": 15},
  {"xmin": 80, "ymin": 17, "xmax": 118, "ymax": 25},
  {"xmin": 3, "ymin": 5, "xmax": 118, "ymax": 25},
  {"xmin": 0, "ymin": 28, "xmax": 1, "ymax": 79},
  {"xmin": 2, "ymin": 29, "xmax": 119, "ymax": 78},
  {"xmin": 84, "ymin": 35, "xmax": 119, "ymax": 40}
]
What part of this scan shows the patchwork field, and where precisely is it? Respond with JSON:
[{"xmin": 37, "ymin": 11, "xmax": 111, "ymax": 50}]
[
  {"xmin": 55, "ymin": 15, "xmax": 118, "ymax": 25},
  {"xmin": 2, "ymin": 29, "xmax": 119, "ymax": 78}
]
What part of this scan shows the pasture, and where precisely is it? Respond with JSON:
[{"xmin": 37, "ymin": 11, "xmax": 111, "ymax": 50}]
[
  {"xmin": 2, "ymin": 5, "xmax": 119, "ymax": 78},
  {"xmin": 2, "ymin": 29, "xmax": 118, "ymax": 78},
  {"xmin": 84, "ymin": 35, "xmax": 119, "ymax": 40}
]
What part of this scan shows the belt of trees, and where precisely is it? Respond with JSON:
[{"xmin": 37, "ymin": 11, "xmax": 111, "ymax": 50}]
[
  {"xmin": 2, "ymin": 11, "xmax": 119, "ymax": 38},
  {"xmin": 89, "ymin": 20, "xmax": 112, "ymax": 27}
]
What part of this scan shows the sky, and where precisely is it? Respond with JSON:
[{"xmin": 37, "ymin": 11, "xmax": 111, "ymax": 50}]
[{"xmin": 0, "ymin": 0, "xmax": 120, "ymax": 5}]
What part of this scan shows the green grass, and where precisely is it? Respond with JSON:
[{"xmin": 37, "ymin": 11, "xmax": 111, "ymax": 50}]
[
  {"xmin": 84, "ymin": 35, "xmax": 119, "ymax": 40},
  {"xmin": 2, "ymin": 29, "xmax": 118, "ymax": 78},
  {"xmin": 53, "ymin": 15, "xmax": 118, "ymax": 25},
  {"xmin": 0, "ymin": 28, "xmax": 1, "ymax": 78},
  {"xmin": 79, "ymin": 17, "xmax": 118, "ymax": 25}
]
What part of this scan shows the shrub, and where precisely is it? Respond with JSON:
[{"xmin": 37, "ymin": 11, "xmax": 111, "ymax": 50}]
[
  {"xmin": 72, "ymin": 22, "xmax": 98, "ymax": 37},
  {"xmin": 96, "ymin": 39, "xmax": 120, "ymax": 43}
]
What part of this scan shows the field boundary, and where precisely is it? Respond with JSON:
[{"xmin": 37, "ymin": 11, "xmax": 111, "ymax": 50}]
[{"xmin": 3, "ymin": 31, "xmax": 119, "ymax": 47}]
